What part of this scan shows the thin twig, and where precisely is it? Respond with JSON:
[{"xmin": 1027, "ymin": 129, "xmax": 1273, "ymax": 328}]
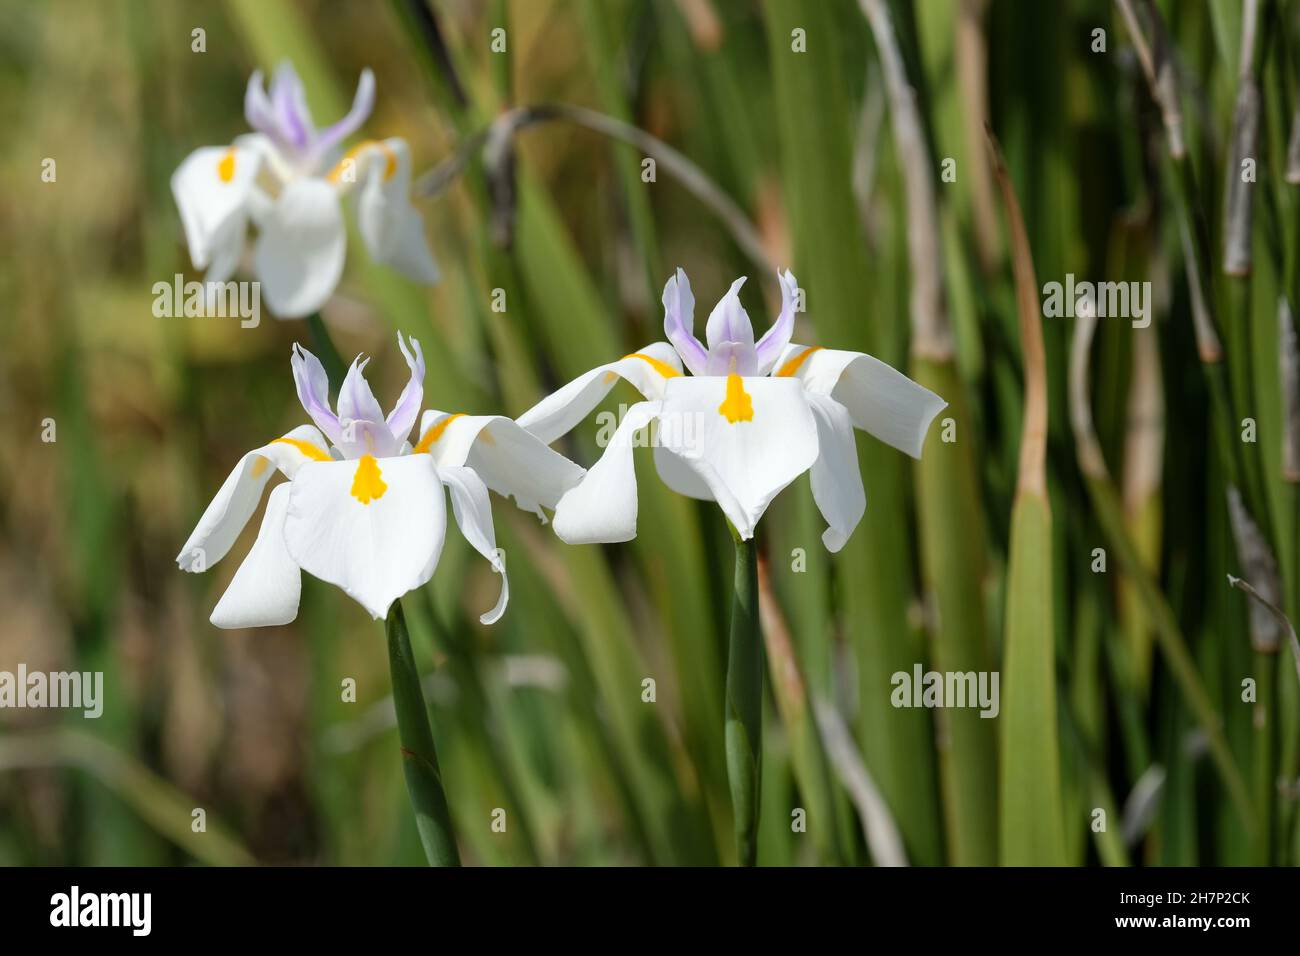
[
  {"xmin": 1222, "ymin": 0, "xmax": 1261, "ymax": 276},
  {"xmin": 1280, "ymin": 297, "xmax": 1300, "ymax": 480},
  {"xmin": 956, "ymin": 0, "xmax": 1001, "ymax": 273},
  {"xmin": 857, "ymin": 0, "xmax": 954, "ymax": 360},
  {"xmin": 812, "ymin": 699, "xmax": 909, "ymax": 867},
  {"xmin": 414, "ymin": 103, "xmax": 774, "ymax": 277},
  {"xmin": 1226, "ymin": 488, "xmax": 1284, "ymax": 653},
  {"xmin": 1228, "ymin": 574, "xmax": 1300, "ymax": 691}
]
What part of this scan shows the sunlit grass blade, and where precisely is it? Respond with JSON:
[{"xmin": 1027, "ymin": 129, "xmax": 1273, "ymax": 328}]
[{"xmin": 988, "ymin": 127, "xmax": 1067, "ymax": 866}]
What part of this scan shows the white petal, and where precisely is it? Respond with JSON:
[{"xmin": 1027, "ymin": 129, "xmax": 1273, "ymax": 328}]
[
  {"xmin": 703, "ymin": 277, "xmax": 758, "ymax": 375},
  {"xmin": 652, "ymin": 444, "xmax": 714, "ymax": 500},
  {"xmin": 515, "ymin": 343, "xmax": 682, "ymax": 445},
  {"xmin": 805, "ymin": 392, "xmax": 865, "ymax": 552},
  {"xmin": 177, "ymin": 424, "xmax": 331, "ymax": 571},
  {"xmin": 283, "ymin": 453, "xmax": 446, "ymax": 620},
  {"xmin": 254, "ymin": 177, "xmax": 346, "ymax": 318},
  {"xmin": 416, "ymin": 411, "xmax": 584, "ymax": 516},
  {"xmin": 658, "ymin": 376, "xmax": 818, "ymax": 539},
  {"xmin": 440, "ymin": 465, "xmax": 508, "ymax": 624},
  {"xmin": 357, "ymin": 138, "xmax": 440, "ymax": 284},
  {"xmin": 754, "ymin": 270, "xmax": 800, "ymax": 375},
  {"xmin": 210, "ymin": 484, "xmax": 302, "ymax": 628},
  {"xmin": 774, "ymin": 345, "xmax": 946, "ymax": 459},
  {"xmin": 662, "ymin": 268, "xmax": 707, "ymax": 375},
  {"xmin": 171, "ymin": 144, "xmax": 260, "ymax": 271},
  {"xmin": 291, "ymin": 342, "xmax": 342, "ymax": 443},
  {"xmin": 385, "ymin": 332, "xmax": 426, "ymax": 442},
  {"xmin": 552, "ymin": 402, "xmax": 660, "ymax": 544},
  {"xmin": 337, "ymin": 355, "xmax": 387, "ymax": 428}
]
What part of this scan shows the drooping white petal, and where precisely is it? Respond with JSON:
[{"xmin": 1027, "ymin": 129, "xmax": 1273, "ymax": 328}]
[
  {"xmin": 177, "ymin": 424, "xmax": 331, "ymax": 572},
  {"xmin": 202, "ymin": 216, "xmax": 247, "ymax": 286},
  {"xmin": 253, "ymin": 177, "xmax": 346, "ymax": 318},
  {"xmin": 657, "ymin": 375, "xmax": 818, "ymax": 540},
  {"xmin": 805, "ymin": 392, "xmax": 865, "ymax": 552},
  {"xmin": 653, "ymin": 444, "xmax": 715, "ymax": 501},
  {"xmin": 662, "ymin": 268, "xmax": 707, "ymax": 375},
  {"xmin": 210, "ymin": 484, "xmax": 302, "ymax": 629},
  {"xmin": 515, "ymin": 343, "xmax": 682, "ymax": 445},
  {"xmin": 283, "ymin": 453, "xmax": 446, "ymax": 620},
  {"xmin": 171, "ymin": 144, "xmax": 260, "ymax": 272},
  {"xmin": 440, "ymin": 465, "xmax": 508, "ymax": 625},
  {"xmin": 416, "ymin": 411, "xmax": 584, "ymax": 517},
  {"xmin": 356, "ymin": 138, "xmax": 440, "ymax": 284},
  {"xmin": 703, "ymin": 277, "xmax": 758, "ymax": 375},
  {"xmin": 773, "ymin": 344, "xmax": 947, "ymax": 459},
  {"xmin": 754, "ymin": 270, "xmax": 800, "ymax": 375},
  {"xmin": 552, "ymin": 401, "xmax": 660, "ymax": 544}
]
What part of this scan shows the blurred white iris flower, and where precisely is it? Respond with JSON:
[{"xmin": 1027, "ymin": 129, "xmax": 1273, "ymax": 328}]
[{"xmin": 171, "ymin": 62, "xmax": 439, "ymax": 318}]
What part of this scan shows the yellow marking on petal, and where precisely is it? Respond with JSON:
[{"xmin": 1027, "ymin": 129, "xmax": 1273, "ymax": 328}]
[
  {"xmin": 249, "ymin": 456, "xmax": 270, "ymax": 479},
  {"xmin": 477, "ymin": 426, "xmax": 496, "ymax": 446},
  {"xmin": 272, "ymin": 437, "xmax": 332, "ymax": 461},
  {"xmin": 775, "ymin": 345, "xmax": 822, "ymax": 378},
  {"xmin": 414, "ymin": 413, "xmax": 465, "ymax": 454},
  {"xmin": 622, "ymin": 352, "xmax": 681, "ymax": 379},
  {"xmin": 326, "ymin": 139, "xmax": 399, "ymax": 184},
  {"xmin": 350, "ymin": 454, "xmax": 388, "ymax": 504},
  {"xmin": 603, "ymin": 371, "xmax": 618, "ymax": 384},
  {"xmin": 718, "ymin": 374, "xmax": 754, "ymax": 424},
  {"xmin": 217, "ymin": 147, "xmax": 237, "ymax": 183}
]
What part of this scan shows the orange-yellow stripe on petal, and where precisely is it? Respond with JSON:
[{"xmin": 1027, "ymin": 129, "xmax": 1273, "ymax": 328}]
[
  {"xmin": 718, "ymin": 374, "xmax": 754, "ymax": 423},
  {"xmin": 217, "ymin": 147, "xmax": 237, "ymax": 183},
  {"xmin": 623, "ymin": 352, "xmax": 681, "ymax": 379},
  {"xmin": 775, "ymin": 345, "xmax": 822, "ymax": 378},
  {"xmin": 272, "ymin": 437, "xmax": 332, "ymax": 461},
  {"xmin": 326, "ymin": 140, "xmax": 398, "ymax": 184},
  {"xmin": 350, "ymin": 454, "xmax": 388, "ymax": 504},
  {"xmin": 414, "ymin": 413, "xmax": 465, "ymax": 454}
]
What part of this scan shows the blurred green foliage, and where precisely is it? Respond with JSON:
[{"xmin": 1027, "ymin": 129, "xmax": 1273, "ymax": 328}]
[{"xmin": 0, "ymin": 0, "xmax": 1296, "ymax": 866}]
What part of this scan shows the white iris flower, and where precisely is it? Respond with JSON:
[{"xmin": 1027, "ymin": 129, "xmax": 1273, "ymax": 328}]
[
  {"xmin": 171, "ymin": 62, "xmax": 439, "ymax": 318},
  {"xmin": 517, "ymin": 269, "xmax": 947, "ymax": 551},
  {"xmin": 178, "ymin": 334, "xmax": 584, "ymax": 626}
]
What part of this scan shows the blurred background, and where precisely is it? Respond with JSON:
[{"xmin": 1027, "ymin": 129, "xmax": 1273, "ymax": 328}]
[{"xmin": 0, "ymin": 0, "xmax": 1297, "ymax": 866}]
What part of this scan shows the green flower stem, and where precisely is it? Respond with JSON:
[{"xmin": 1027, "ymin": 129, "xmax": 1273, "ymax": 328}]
[
  {"xmin": 386, "ymin": 599, "xmax": 461, "ymax": 866},
  {"xmin": 305, "ymin": 311, "xmax": 347, "ymax": 391},
  {"xmin": 725, "ymin": 524, "xmax": 762, "ymax": 866}
]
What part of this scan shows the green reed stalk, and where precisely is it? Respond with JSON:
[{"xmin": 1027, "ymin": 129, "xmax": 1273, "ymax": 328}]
[
  {"xmin": 386, "ymin": 599, "xmax": 461, "ymax": 866},
  {"xmin": 725, "ymin": 524, "xmax": 763, "ymax": 867}
]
